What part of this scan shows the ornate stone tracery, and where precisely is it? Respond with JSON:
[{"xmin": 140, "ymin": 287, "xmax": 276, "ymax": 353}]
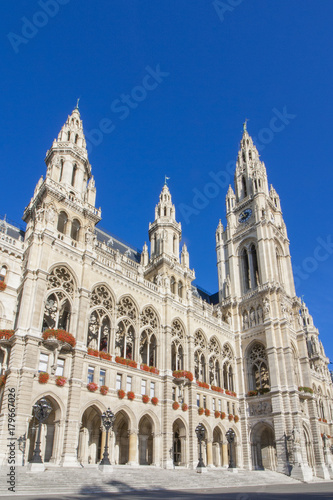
[
  {"xmin": 117, "ymin": 296, "xmax": 137, "ymax": 321},
  {"xmin": 47, "ymin": 266, "xmax": 74, "ymax": 297},
  {"xmin": 171, "ymin": 319, "xmax": 185, "ymax": 371}
]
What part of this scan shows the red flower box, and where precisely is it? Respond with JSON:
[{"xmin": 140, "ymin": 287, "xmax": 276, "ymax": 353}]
[
  {"xmin": 247, "ymin": 390, "xmax": 258, "ymax": 397},
  {"xmin": 220, "ymin": 412, "xmax": 226, "ymax": 420},
  {"xmin": 128, "ymin": 360, "xmax": 137, "ymax": 368},
  {"xmin": 150, "ymin": 366, "xmax": 159, "ymax": 375},
  {"xmin": 0, "ymin": 330, "xmax": 14, "ymax": 340},
  {"xmin": 0, "ymin": 375, "xmax": 6, "ymax": 388},
  {"xmin": 228, "ymin": 414, "xmax": 234, "ymax": 421},
  {"xmin": 38, "ymin": 372, "xmax": 49, "ymax": 384},
  {"xmin": 173, "ymin": 370, "xmax": 193, "ymax": 382},
  {"xmin": 127, "ymin": 391, "xmax": 135, "ymax": 401},
  {"xmin": 118, "ymin": 389, "xmax": 125, "ymax": 399},
  {"xmin": 99, "ymin": 352, "xmax": 111, "ymax": 361},
  {"xmin": 225, "ymin": 390, "xmax": 237, "ymax": 397},
  {"xmin": 0, "ymin": 282, "xmax": 7, "ymax": 292},
  {"xmin": 142, "ymin": 395, "xmax": 150, "ymax": 404},
  {"xmin": 151, "ymin": 397, "xmax": 158, "ymax": 406},
  {"xmin": 55, "ymin": 376, "xmax": 66, "ymax": 387},
  {"xmin": 87, "ymin": 382, "xmax": 98, "ymax": 392},
  {"xmin": 214, "ymin": 411, "xmax": 221, "ymax": 418},
  {"xmin": 198, "ymin": 407, "xmax": 204, "ymax": 415},
  {"xmin": 43, "ymin": 329, "xmax": 76, "ymax": 347},
  {"xmin": 196, "ymin": 381, "xmax": 209, "ymax": 389},
  {"xmin": 211, "ymin": 385, "xmax": 224, "ymax": 394},
  {"xmin": 100, "ymin": 385, "xmax": 109, "ymax": 395},
  {"xmin": 140, "ymin": 363, "xmax": 150, "ymax": 372},
  {"xmin": 234, "ymin": 415, "xmax": 239, "ymax": 423},
  {"xmin": 205, "ymin": 409, "xmax": 210, "ymax": 417},
  {"xmin": 173, "ymin": 401, "xmax": 180, "ymax": 410},
  {"xmin": 182, "ymin": 403, "xmax": 188, "ymax": 412},
  {"xmin": 115, "ymin": 356, "xmax": 137, "ymax": 368},
  {"xmin": 88, "ymin": 348, "xmax": 99, "ymax": 357}
]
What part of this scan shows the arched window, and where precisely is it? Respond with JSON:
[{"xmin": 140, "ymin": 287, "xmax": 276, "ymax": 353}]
[
  {"xmin": 209, "ymin": 357, "xmax": 221, "ymax": 386},
  {"xmin": 173, "ymin": 235, "xmax": 177, "ymax": 254},
  {"xmin": 249, "ymin": 150, "xmax": 252, "ymax": 160},
  {"xmin": 116, "ymin": 320, "xmax": 135, "ymax": 359},
  {"xmin": 140, "ymin": 330, "xmax": 157, "ymax": 366},
  {"xmin": 171, "ymin": 319, "xmax": 184, "ymax": 371},
  {"xmin": 241, "ymin": 248, "xmax": 250, "ymax": 292},
  {"xmin": 250, "ymin": 244, "xmax": 259, "ymax": 288},
  {"xmin": 59, "ymin": 159, "xmax": 64, "ymax": 182},
  {"xmin": 195, "ymin": 351, "xmax": 206, "ymax": 382},
  {"xmin": 71, "ymin": 164, "xmax": 77, "ymax": 187},
  {"xmin": 71, "ymin": 219, "xmax": 81, "ymax": 241},
  {"xmin": 57, "ymin": 211, "xmax": 68, "ymax": 234},
  {"xmin": 178, "ymin": 281, "xmax": 183, "ymax": 298},
  {"xmin": 74, "ymin": 134, "xmax": 79, "ymax": 144},
  {"xmin": 67, "ymin": 131, "xmax": 71, "ymax": 141},
  {"xmin": 87, "ymin": 310, "xmax": 111, "ymax": 352},
  {"xmin": 170, "ymin": 276, "xmax": 176, "ymax": 294},
  {"xmin": 0, "ymin": 266, "xmax": 7, "ymax": 283},
  {"xmin": 42, "ymin": 266, "xmax": 74, "ymax": 332},
  {"xmin": 248, "ymin": 343, "xmax": 270, "ymax": 391},
  {"xmin": 242, "ymin": 176, "xmax": 247, "ymax": 198},
  {"xmin": 164, "ymin": 207, "xmax": 167, "ymax": 216}
]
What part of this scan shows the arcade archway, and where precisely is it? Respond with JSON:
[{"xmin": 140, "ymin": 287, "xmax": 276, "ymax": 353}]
[{"xmin": 251, "ymin": 423, "xmax": 277, "ymax": 470}]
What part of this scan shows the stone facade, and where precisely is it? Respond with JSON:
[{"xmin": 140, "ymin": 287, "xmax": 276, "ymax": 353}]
[{"xmin": 0, "ymin": 109, "xmax": 332, "ymax": 479}]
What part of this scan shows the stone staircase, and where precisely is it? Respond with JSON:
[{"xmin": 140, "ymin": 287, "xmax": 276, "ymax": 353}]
[{"xmin": 0, "ymin": 465, "xmax": 304, "ymax": 496}]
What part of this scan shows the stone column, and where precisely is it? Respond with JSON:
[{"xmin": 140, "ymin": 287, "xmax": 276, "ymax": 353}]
[
  {"xmin": 100, "ymin": 431, "xmax": 106, "ymax": 461},
  {"xmin": 206, "ymin": 440, "xmax": 214, "ymax": 467},
  {"xmin": 222, "ymin": 442, "xmax": 228, "ymax": 467},
  {"xmin": 128, "ymin": 431, "xmax": 138, "ymax": 466}
]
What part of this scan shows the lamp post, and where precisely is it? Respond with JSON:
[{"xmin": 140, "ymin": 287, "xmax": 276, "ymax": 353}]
[
  {"xmin": 99, "ymin": 408, "xmax": 115, "ymax": 468},
  {"xmin": 195, "ymin": 423, "xmax": 206, "ymax": 473},
  {"xmin": 30, "ymin": 398, "xmax": 52, "ymax": 464},
  {"xmin": 226, "ymin": 428, "xmax": 236, "ymax": 469}
]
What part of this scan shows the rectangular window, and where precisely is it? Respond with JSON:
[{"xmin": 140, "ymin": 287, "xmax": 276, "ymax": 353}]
[
  {"xmin": 218, "ymin": 400, "xmax": 222, "ymax": 412},
  {"xmin": 55, "ymin": 358, "xmax": 65, "ymax": 376},
  {"xmin": 173, "ymin": 387, "xmax": 176, "ymax": 402},
  {"xmin": 87, "ymin": 366, "xmax": 94, "ymax": 384},
  {"xmin": 197, "ymin": 394, "xmax": 200, "ymax": 407},
  {"xmin": 38, "ymin": 353, "xmax": 48, "ymax": 372},
  {"xmin": 150, "ymin": 382, "xmax": 155, "ymax": 398},
  {"xmin": 213, "ymin": 399, "xmax": 216, "ymax": 411},
  {"xmin": 141, "ymin": 380, "xmax": 147, "ymax": 395},
  {"xmin": 203, "ymin": 396, "xmax": 206, "ymax": 409},
  {"xmin": 227, "ymin": 402, "xmax": 230, "ymax": 414},
  {"xmin": 99, "ymin": 369, "xmax": 106, "ymax": 386},
  {"xmin": 116, "ymin": 373, "xmax": 122, "ymax": 391},
  {"xmin": 126, "ymin": 376, "xmax": 132, "ymax": 392},
  {"xmin": 232, "ymin": 403, "xmax": 235, "ymax": 415}
]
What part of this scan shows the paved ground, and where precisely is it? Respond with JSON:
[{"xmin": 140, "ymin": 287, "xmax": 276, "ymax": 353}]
[{"xmin": 0, "ymin": 465, "xmax": 332, "ymax": 499}]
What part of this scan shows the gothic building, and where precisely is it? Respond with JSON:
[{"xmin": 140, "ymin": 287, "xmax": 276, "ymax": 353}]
[{"xmin": 0, "ymin": 107, "xmax": 332, "ymax": 480}]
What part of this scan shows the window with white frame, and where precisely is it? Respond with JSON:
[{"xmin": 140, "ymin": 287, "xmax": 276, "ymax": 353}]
[
  {"xmin": 218, "ymin": 400, "xmax": 222, "ymax": 412},
  {"xmin": 197, "ymin": 394, "xmax": 200, "ymax": 407},
  {"xmin": 203, "ymin": 396, "xmax": 206, "ymax": 409},
  {"xmin": 99, "ymin": 369, "xmax": 106, "ymax": 386},
  {"xmin": 141, "ymin": 379, "xmax": 147, "ymax": 395},
  {"xmin": 126, "ymin": 376, "xmax": 132, "ymax": 392},
  {"xmin": 87, "ymin": 366, "xmax": 94, "ymax": 384},
  {"xmin": 0, "ymin": 266, "xmax": 7, "ymax": 282},
  {"xmin": 38, "ymin": 353, "xmax": 48, "ymax": 372},
  {"xmin": 213, "ymin": 399, "xmax": 216, "ymax": 411},
  {"xmin": 116, "ymin": 373, "xmax": 122, "ymax": 390},
  {"xmin": 150, "ymin": 381, "xmax": 155, "ymax": 398},
  {"xmin": 55, "ymin": 358, "xmax": 65, "ymax": 376}
]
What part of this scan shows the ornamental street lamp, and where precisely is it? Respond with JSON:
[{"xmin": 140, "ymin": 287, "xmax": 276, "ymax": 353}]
[
  {"xmin": 30, "ymin": 398, "xmax": 52, "ymax": 464},
  {"xmin": 100, "ymin": 408, "xmax": 115, "ymax": 466},
  {"xmin": 195, "ymin": 423, "xmax": 206, "ymax": 471},
  {"xmin": 226, "ymin": 428, "xmax": 236, "ymax": 468}
]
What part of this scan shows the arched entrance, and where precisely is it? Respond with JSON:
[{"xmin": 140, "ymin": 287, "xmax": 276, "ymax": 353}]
[
  {"xmin": 77, "ymin": 405, "xmax": 102, "ymax": 464},
  {"xmin": 173, "ymin": 419, "xmax": 186, "ymax": 466},
  {"xmin": 251, "ymin": 423, "xmax": 277, "ymax": 470},
  {"xmin": 212, "ymin": 427, "xmax": 223, "ymax": 467},
  {"xmin": 114, "ymin": 411, "xmax": 130, "ymax": 465},
  {"xmin": 27, "ymin": 396, "xmax": 61, "ymax": 464},
  {"xmin": 303, "ymin": 426, "xmax": 315, "ymax": 471},
  {"xmin": 138, "ymin": 415, "xmax": 153, "ymax": 465}
]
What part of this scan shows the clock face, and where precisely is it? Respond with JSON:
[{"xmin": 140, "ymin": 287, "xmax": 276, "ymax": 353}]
[{"xmin": 239, "ymin": 208, "xmax": 252, "ymax": 223}]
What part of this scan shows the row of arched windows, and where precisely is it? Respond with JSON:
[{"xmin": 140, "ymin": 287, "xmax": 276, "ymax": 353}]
[{"xmin": 57, "ymin": 212, "xmax": 81, "ymax": 241}]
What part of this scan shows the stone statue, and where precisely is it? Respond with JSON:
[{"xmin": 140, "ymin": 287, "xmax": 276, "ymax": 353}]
[
  {"xmin": 250, "ymin": 309, "xmax": 256, "ymax": 327},
  {"xmin": 155, "ymin": 273, "xmax": 162, "ymax": 287},
  {"xmin": 243, "ymin": 311, "xmax": 249, "ymax": 330},
  {"xmin": 263, "ymin": 298, "xmax": 270, "ymax": 315},
  {"xmin": 45, "ymin": 206, "xmax": 55, "ymax": 224}
]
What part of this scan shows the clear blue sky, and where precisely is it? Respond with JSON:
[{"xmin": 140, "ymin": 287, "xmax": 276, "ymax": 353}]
[{"xmin": 1, "ymin": 1, "xmax": 332, "ymax": 362}]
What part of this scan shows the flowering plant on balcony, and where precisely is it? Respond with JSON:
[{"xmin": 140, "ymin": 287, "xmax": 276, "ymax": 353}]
[
  {"xmin": 225, "ymin": 390, "xmax": 237, "ymax": 397},
  {"xmin": 100, "ymin": 385, "xmax": 109, "ymax": 395},
  {"xmin": 0, "ymin": 375, "xmax": 6, "ymax": 388},
  {"xmin": 55, "ymin": 376, "xmax": 66, "ymax": 387},
  {"xmin": 211, "ymin": 385, "xmax": 224, "ymax": 394},
  {"xmin": 298, "ymin": 386, "xmax": 313, "ymax": 394},
  {"xmin": 0, "ymin": 282, "xmax": 7, "ymax": 292},
  {"xmin": 127, "ymin": 391, "xmax": 135, "ymax": 401},
  {"xmin": 214, "ymin": 411, "xmax": 221, "ymax": 418},
  {"xmin": 99, "ymin": 352, "xmax": 111, "ymax": 361},
  {"xmin": 220, "ymin": 412, "xmax": 226, "ymax": 420},
  {"xmin": 182, "ymin": 403, "xmax": 188, "ymax": 412},
  {"xmin": 142, "ymin": 395, "xmax": 150, "ymax": 404},
  {"xmin": 173, "ymin": 370, "xmax": 193, "ymax": 381},
  {"xmin": 247, "ymin": 390, "xmax": 258, "ymax": 397},
  {"xmin": 323, "ymin": 419, "xmax": 328, "ymax": 423},
  {"xmin": 43, "ymin": 329, "xmax": 76, "ymax": 348},
  {"xmin": 228, "ymin": 414, "xmax": 234, "ymax": 421},
  {"xmin": 234, "ymin": 415, "xmax": 239, "ymax": 423},
  {"xmin": 258, "ymin": 387, "xmax": 270, "ymax": 395},
  {"xmin": 0, "ymin": 330, "xmax": 14, "ymax": 340},
  {"xmin": 196, "ymin": 381, "xmax": 209, "ymax": 389},
  {"xmin": 38, "ymin": 372, "xmax": 49, "ymax": 384},
  {"xmin": 173, "ymin": 401, "xmax": 180, "ymax": 410},
  {"xmin": 319, "ymin": 418, "xmax": 322, "ymax": 422},
  {"xmin": 118, "ymin": 389, "xmax": 125, "ymax": 399},
  {"xmin": 205, "ymin": 409, "xmax": 210, "ymax": 417},
  {"xmin": 115, "ymin": 356, "xmax": 137, "ymax": 368},
  {"xmin": 87, "ymin": 382, "xmax": 98, "ymax": 392},
  {"xmin": 150, "ymin": 366, "xmax": 159, "ymax": 375},
  {"xmin": 198, "ymin": 407, "xmax": 204, "ymax": 415},
  {"xmin": 140, "ymin": 363, "xmax": 150, "ymax": 372},
  {"xmin": 151, "ymin": 397, "xmax": 158, "ymax": 406},
  {"xmin": 87, "ymin": 348, "xmax": 99, "ymax": 357}
]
